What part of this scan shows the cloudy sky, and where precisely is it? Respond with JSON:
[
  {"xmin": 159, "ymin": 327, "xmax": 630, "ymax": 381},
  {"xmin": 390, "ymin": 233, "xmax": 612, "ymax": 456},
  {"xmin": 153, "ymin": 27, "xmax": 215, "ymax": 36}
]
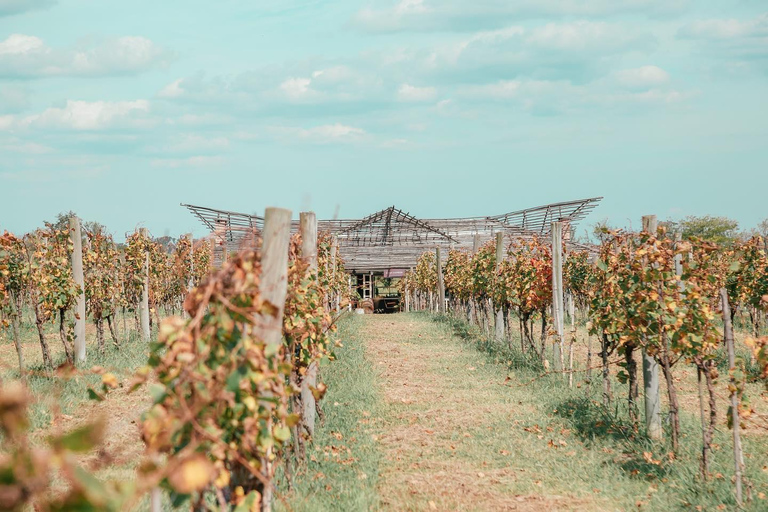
[{"xmin": 0, "ymin": 0, "xmax": 766, "ymax": 239}]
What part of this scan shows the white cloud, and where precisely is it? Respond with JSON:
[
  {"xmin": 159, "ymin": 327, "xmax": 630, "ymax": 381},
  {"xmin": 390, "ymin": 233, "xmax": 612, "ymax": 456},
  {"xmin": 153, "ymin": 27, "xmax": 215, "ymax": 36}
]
[
  {"xmin": 380, "ymin": 138, "xmax": 413, "ymax": 149},
  {"xmin": 397, "ymin": 83, "xmax": 437, "ymax": 102},
  {"xmin": 678, "ymin": 14, "xmax": 768, "ymax": 72},
  {"xmin": 279, "ymin": 77, "xmax": 315, "ymax": 100},
  {"xmin": 1, "ymin": 138, "xmax": 52, "ymax": 153},
  {"xmin": 0, "ymin": 34, "xmax": 46, "ymax": 54},
  {"xmin": 158, "ymin": 79, "xmax": 185, "ymax": 98},
  {"xmin": 457, "ymin": 77, "xmax": 693, "ymax": 114},
  {"xmin": 272, "ymin": 123, "xmax": 366, "ymax": 143},
  {"xmin": 351, "ymin": 0, "xmax": 686, "ymax": 33},
  {"xmin": 679, "ymin": 14, "xmax": 768, "ymax": 40},
  {"xmin": 526, "ymin": 21, "xmax": 652, "ymax": 52},
  {"xmin": 615, "ymin": 65, "xmax": 669, "ymax": 89},
  {"xmin": 0, "ymin": 114, "xmax": 15, "ymax": 130},
  {"xmin": 24, "ymin": 99, "xmax": 151, "ymax": 130},
  {"xmin": 413, "ymin": 21, "xmax": 655, "ymax": 83},
  {"xmin": 461, "ymin": 80, "xmax": 522, "ymax": 99},
  {"xmin": 622, "ymin": 89, "xmax": 692, "ymax": 104},
  {"xmin": 150, "ymin": 156, "xmax": 227, "ymax": 168},
  {"xmin": 166, "ymin": 113, "xmax": 233, "ymax": 126},
  {"xmin": 0, "ymin": 34, "xmax": 169, "ymax": 78}
]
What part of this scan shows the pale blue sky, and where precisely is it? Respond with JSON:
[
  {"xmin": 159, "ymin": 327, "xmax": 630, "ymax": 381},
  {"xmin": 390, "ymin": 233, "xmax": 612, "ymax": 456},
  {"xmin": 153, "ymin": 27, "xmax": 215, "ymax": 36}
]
[{"xmin": 1, "ymin": 0, "xmax": 766, "ymax": 240}]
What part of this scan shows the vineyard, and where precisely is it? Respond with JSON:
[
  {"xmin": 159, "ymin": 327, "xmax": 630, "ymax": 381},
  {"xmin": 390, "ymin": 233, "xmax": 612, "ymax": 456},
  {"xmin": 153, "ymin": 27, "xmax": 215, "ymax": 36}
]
[
  {"xmin": 0, "ymin": 209, "xmax": 348, "ymax": 511},
  {"xmin": 401, "ymin": 217, "xmax": 768, "ymax": 509},
  {"xmin": 2, "ymin": 209, "xmax": 768, "ymax": 511}
]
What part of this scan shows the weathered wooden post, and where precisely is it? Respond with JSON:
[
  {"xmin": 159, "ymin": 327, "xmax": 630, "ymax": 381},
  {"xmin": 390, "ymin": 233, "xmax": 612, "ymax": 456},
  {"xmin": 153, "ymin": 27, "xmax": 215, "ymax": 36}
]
[
  {"xmin": 568, "ymin": 291, "xmax": 575, "ymax": 388},
  {"xmin": 69, "ymin": 216, "xmax": 87, "ymax": 364},
  {"xmin": 139, "ymin": 228, "xmax": 151, "ymax": 342},
  {"xmin": 495, "ymin": 232, "xmax": 505, "ymax": 341},
  {"xmin": 185, "ymin": 233, "xmax": 194, "ymax": 292},
  {"xmin": 436, "ymin": 246, "xmax": 445, "ymax": 314},
  {"xmin": 721, "ymin": 289, "xmax": 744, "ymax": 506},
  {"xmin": 300, "ymin": 212, "xmax": 319, "ymax": 438},
  {"xmin": 331, "ymin": 236, "xmax": 340, "ymax": 312},
  {"xmin": 256, "ymin": 207, "xmax": 291, "ymax": 512},
  {"xmin": 642, "ymin": 215, "xmax": 662, "ymax": 440},
  {"xmin": 471, "ymin": 234, "xmax": 480, "ymax": 324},
  {"xmin": 149, "ymin": 488, "xmax": 162, "ymax": 512},
  {"xmin": 551, "ymin": 222, "xmax": 565, "ymax": 373}
]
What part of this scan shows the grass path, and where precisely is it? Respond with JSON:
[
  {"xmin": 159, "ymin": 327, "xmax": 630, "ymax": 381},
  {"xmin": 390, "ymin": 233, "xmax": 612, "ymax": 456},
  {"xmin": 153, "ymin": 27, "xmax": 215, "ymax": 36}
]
[
  {"xmin": 289, "ymin": 312, "xmax": 768, "ymax": 511},
  {"xmin": 361, "ymin": 313, "xmax": 606, "ymax": 512}
]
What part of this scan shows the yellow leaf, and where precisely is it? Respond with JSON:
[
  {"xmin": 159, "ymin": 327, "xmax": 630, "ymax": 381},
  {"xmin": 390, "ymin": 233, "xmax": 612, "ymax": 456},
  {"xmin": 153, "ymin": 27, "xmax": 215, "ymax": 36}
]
[
  {"xmin": 101, "ymin": 373, "xmax": 118, "ymax": 389},
  {"xmin": 168, "ymin": 454, "xmax": 214, "ymax": 494}
]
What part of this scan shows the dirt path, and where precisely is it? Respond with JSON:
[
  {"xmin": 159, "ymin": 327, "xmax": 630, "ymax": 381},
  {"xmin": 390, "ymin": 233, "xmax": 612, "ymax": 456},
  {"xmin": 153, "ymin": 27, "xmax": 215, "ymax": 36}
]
[{"xmin": 361, "ymin": 314, "xmax": 605, "ymax": 512}]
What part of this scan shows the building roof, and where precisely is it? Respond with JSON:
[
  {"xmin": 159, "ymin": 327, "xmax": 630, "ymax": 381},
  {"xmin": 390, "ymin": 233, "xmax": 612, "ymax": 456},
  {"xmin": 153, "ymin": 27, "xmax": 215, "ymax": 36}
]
[{"xmin": 183, "ymin": 197, "xmax": 602, "ymax": 271}]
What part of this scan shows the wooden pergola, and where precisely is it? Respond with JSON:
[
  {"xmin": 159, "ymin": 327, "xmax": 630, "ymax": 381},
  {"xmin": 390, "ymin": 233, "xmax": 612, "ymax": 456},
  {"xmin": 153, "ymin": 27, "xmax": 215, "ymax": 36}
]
[{"xmin": 183, "ymin": 197, "xmax": 602, "ymax": 272}]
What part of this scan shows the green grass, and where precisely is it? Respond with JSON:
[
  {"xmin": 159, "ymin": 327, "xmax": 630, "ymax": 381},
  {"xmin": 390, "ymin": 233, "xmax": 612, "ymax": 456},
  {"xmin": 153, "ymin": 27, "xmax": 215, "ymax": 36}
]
[
  {"xmin": 277, "ymin": 314, "xmax": 384, "ymax": 512},
  {"xmin": 429, "ymin": 311, "xmax": 768, "ymax": 511},
  {"xmin": 1, "ymin": 313, "xmax": 153, "ymax": 431}
]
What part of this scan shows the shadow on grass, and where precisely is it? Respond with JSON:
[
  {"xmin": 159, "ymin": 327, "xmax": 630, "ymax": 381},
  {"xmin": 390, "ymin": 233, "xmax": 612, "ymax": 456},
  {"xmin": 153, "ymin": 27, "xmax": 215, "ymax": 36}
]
[
  {"xmin": 428, "ymin": 312, "xmax": 546, "ymax": 374},
  {"xmin": 555, "ymin": 396, "xmax": 669, "ymax": 480}
]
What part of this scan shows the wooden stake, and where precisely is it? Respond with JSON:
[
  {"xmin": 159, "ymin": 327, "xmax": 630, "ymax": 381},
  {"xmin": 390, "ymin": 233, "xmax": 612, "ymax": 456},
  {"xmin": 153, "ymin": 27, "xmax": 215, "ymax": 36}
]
[
  {"xmin": 641, "ymin": 215, "xmax": 662, "ymax": 440},
  {"xmin": 257, "ymin": 207, "xmax": 291, "ymax": 512},
  {"xmin": 722, "ymin": 288, "xmax": 744, "ymax": 506},
  {"xmin": 69, "ymin": 216, "xmax": 87, "ymax": 364},
  {"xmin": 551, "ymin": 222, "xmax": 565, "ymax": 373},
  {"xmin": 495, "ymin": 232, "xmax": 505, "ymax": 341},
  {"xmin": 331, "ymin": 236, "xmax": 340, "ymax": 312},
  {"xmin": 436, "ymin": 247, "xmax": 445, "ymax": 314},
  {"xmin": 568, "ymin": 291, "xmax": 575, "ymax": 388},
  {"xmin": 139, "ymin": 228, "xmax": 151, "ymax": 342},
  {"xmin": 300, "ymin": 212, "xmax": 319, "ymax": 438}
]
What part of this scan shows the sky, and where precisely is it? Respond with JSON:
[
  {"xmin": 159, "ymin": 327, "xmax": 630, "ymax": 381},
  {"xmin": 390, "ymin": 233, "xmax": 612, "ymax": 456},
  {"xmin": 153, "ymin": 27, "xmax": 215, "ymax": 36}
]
[{"xmin": 0, "ymin": 0, "xmax": 766, "ymax": 240}]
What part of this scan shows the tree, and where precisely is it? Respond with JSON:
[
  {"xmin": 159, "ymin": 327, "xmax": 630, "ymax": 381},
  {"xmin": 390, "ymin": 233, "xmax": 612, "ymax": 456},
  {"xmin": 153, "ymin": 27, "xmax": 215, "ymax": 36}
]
[{"xmin": 679, "ymin": 215, "xmax": 739, "ymax": 244}]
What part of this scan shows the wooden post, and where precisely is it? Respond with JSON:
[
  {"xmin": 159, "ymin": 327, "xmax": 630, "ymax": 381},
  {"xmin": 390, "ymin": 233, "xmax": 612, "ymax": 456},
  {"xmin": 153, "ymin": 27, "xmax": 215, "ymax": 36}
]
[
  {"xmin": 495, "ymin": 232, "xmax": 505, "ymax": 341},
  {"xmin": 69, "ymin": 216, "xmax": 87, "ymax": 364},
  {"xmin": 139, "ymin": 229, "xmax": 151, "ymax": 342},
  {"xmin": 258, "ymin": 208, "xmax": 292, "ymax": 345},
  {"xmin": 473, "ymin": 233, "xmax": 480, "ymax": 254},
  {"xmin": 331, "ymin": 236, "xmax": 340, "ymax": 312},
  {"xmin": 256, "ymin": 207, "xmax": 291, "ymax": 512},
  {"xmin": 642, "ymin": 215, "xmax": 662, "ymax": 440},
  {"xmin": 348, "ymin": 274, "xmax": 352, "ymax": 312},
  {"xmin": 721, "ymin": 289, "xmax": 744, "ymax": 506},
  {"xmin": 551, "ymin": 222, "xmax": 565, "ymax": 373},
  {"xmin": 149, "ymin": 488, "xmax": 161, "ymax": 512},
  {"xmin": 436, "ymin": 247, "xmax": 445, "ymax": 315},
  {"xmin": 568, "ymin": 291, "xmax": 575, "ymax": 388},
  {"xmin": 185, "ymin": 233, "xmax": 194, "ymax": 292},
  {"xmin": 300, "ymin": 212, "xmax": 319, "ymax": 438}
]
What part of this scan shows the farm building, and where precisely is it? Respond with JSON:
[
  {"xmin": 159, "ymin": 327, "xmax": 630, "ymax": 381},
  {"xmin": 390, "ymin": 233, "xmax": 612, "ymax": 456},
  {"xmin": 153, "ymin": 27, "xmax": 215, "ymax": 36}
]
[{"xmin": 183, "ymin": 197, "xmax": 602, "ymax": 311}]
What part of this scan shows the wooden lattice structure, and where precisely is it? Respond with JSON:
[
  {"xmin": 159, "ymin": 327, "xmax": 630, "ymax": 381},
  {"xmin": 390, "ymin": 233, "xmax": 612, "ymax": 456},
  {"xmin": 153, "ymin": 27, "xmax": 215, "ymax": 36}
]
[{"xmin": 183, "ymin": 197, "xmax": 602, "ymax": 272}]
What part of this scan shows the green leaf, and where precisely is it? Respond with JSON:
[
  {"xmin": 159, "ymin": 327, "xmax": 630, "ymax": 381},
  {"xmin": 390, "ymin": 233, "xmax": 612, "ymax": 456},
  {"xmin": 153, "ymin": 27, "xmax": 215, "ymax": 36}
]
[
  {"xmin": 273, "ymin": 425, "xmax": 291, "ymax": 442},
  {"xmin": 226, "ymin": 366, "xmax": 246, "ymax": 392},
  {"xmin": 87, "ymin": 388, "xmax": 105, "ymax": 402},
  {"xmin": 264, "ymin": 342, "xmax": 280, "ymax": 358},
  {"xmin": 53, "ymin": 420, "xmax": 105, "ymax": 453},
  {"xmin": 148, "ymin": 383, "xmax": 167, "ymax": 403},
  {"xmin": 233, "ymin": 491, "xmax": 260, "ymax": 512}
]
